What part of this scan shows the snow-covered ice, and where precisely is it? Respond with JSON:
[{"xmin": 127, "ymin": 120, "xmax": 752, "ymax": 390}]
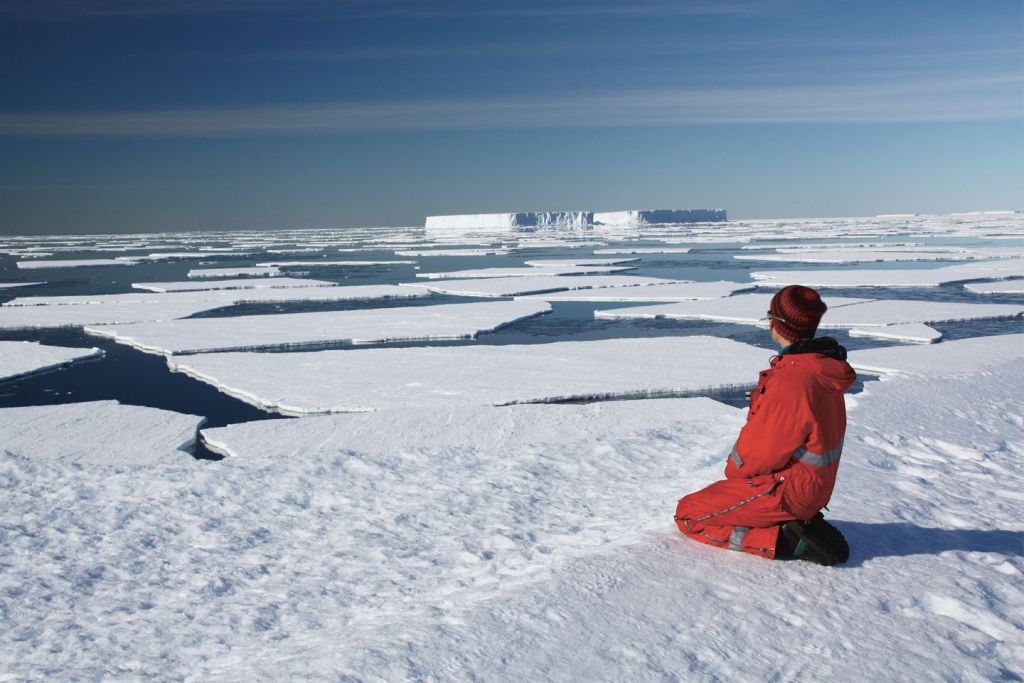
[
  {"xmin": 849, "ymin": 333, "xmax": 1024, "ymax": 376},
  {"xmin": 522, "ymin": 257, "xmax": 639, "ymax": 267},
  {"xmin": 17, "ymin": 258, "xmax": 138, "ymax": 269},
  {"xmin": 517, "ymin": 281, "xmax": 752, "ymax": 302},
  {"xmin": 736, "ymin": 247, "xmax": 1024, "ymax": 264},
  {"xmin": 425, "ymin": 211, "xmax": 594, "ymax": 230},
  {"xmin": 394, "ymin": 248, "xmax": 510, "ymax": 256},
  {"xmin": 85, "ymin": 300, "xmax": 552, "ymax": 355},
  {"xmin": 848, "ymin": 322, "xmax": 944, "ymax": 343},
  {"xmin": 0, "ymin": 300, "xmax": 221, "ymax": 329},
  {"xmin": 401, "ymin": 274, "xmax": 675, "ymax": 298},
  {"xmin": 0, "ymin": 401, "xmax": 205, "ymax": 465},
  {"xmin": 0, "ymin": 340, "xmax": 103, "ymax": 382},
  {"xmin": 0, "ymin": 281, "xmax": 45, "ymax": 289},
  {"xmin": 256, "ymin": 260, "xmax": 416, "ymax": 267},
  {"xmin": 965, "ymin": 280, "xmax": 1024, "ymax": 294},
  {"xmin": 593, "ymin": 209, "xmax": 727, "ymax": 225},
  {"xmin": 751, "ymin": 259, "xmax": 1024, "ymax": 288},
  {"xmin": 595, "ymin": 293, "xmax": 1023, "ymax": 333},
  {"xmin": 132, "ymin": 277, "xmax": 338, "ymax": 293},
  {"xmin": 414, "ymin": 265, "xmax": 633, "ymax": 279},
  {"xmin": 593, "ymin": 247, "xmax": 693, "ymax": 254},
  {"xmin": 187, "ymin": 267, "xmax": 281, "ymax": 278},
  {"xmin": 167, "ymin": 336, "xmax": 769, "ymax": 414}
]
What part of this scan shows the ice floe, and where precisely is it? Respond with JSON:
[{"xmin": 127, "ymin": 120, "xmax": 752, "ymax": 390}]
[
  {"xmin": 400, "ymin": 275, "xmax": 676, "ymax": 298},
  {"xmin": 86, "ymin": 300, "xmax": 551, "ymax": 355},
  {"xmin": 849, "ymin": 333, "xmax": 1024, "ymax": 376},
  {"xmin": 132, "ymin": 277, "xmax": 338, "ymax": 293},
  {"xmin": 592, "ymin": 247, "xmax": 693, "ymax": 254},
  {"xmin": 257, "ymin": 260, "xmax": 417, "ymax": 267},
  {"xmin": 394, "ymin": 248, "xmax": 510, "ymax": 257},
  {"xmin": 964, "ymin": 280, "xmax": 1024, "ymax": 294},
  {"xmin": 522, "ymin": 258, "xmax": 640, "ymax": 267},
  {"xmin": 595, "ymin": 293, "xmax": 1023, "ymax": 333},
  {"xmin": 736, "ymin": 246, "xmax": 1024, "ymax": 264},
  {"xmin": 517, "ymin": 281, "xmax": 752, "ymax": 301},
  {"xmin": 17, "ymin": 259, "xmax": 138, "ymax": 269},
  {"xmin": 0, "ymin": 401, "xmax": 204, "ymax": 465},
  {"xmin": 0, "ymin": 300, "xmax": 221, "ymax": 330},
  {"xmin": 0, "ymin": 281, "xmax": 44, "ymax": 289},
  {"xmin": 167, "ymin": 336, "xmax": 768, "ymax": 414},
  {"xmin": 414, "ymin": 265, "xmax": 633, "ymax": 279},
  {"xmin": 0, "ymin": 341, "xmax": 103, "ymax": 382},
  {"xmin": 848, "ymin": 323, "xmax": 943, "ymax": 344},
  {"xmin": 751, "ymin": 260, "xmax": 1024, "ymax": 288},
  {"xmin": 200, "ymin": 397, "xmax": 735, "ymax": 459},
  {"xmin": 187, "ymin": 267, "xmax": 281, "ymax": 278}
]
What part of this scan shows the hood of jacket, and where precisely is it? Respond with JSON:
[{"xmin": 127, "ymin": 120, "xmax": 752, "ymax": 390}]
[{"xmin": 774, "ymin": 336, "xmax": 856, "ymax": 392}]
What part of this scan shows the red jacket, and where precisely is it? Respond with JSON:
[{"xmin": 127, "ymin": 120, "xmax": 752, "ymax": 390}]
[{"xmin": 725, "ymin": 338, "xmax": 856, "ymax": 520}]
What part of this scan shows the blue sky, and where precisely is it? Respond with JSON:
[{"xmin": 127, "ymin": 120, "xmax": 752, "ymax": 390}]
[{"xmin": 0, "ymin": 0, "xmax": 1021, "ymax": 234}]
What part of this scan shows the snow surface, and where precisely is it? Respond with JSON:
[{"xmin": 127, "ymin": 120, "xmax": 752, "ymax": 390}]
[
  {"xmin": 0, "ymin": 401, "xmax": 205, "ymax": 466},
  {"xmin": 187, "ymin": 267, "xmax": 281, "ymax": 278},
  {"xmin": 751, "ymin": 259, "xmax": 1024, "ymax": 288},
  {"xmin": 400, "ymin": 275, "xmax": 674, "ymax": 298},
  {"xmin": 17, "ymin": 258, "xmax": 138, "ymax": 269},
  {"xmin": 849, "ymin": 333, "xmax": 1024, "ymax": 376},
  {"xmin": 593, "ymin": 209, "xmax": 727, "ymax": 225},
  {"xmin": 736, "ymin": 247, "xmax": 1023, "ymax": 264},
  {"xmin": 414, "ymin": 265, "xmax": 633, "ymax": 279},
  {"xmin": 3, "ymin": 364, "xmax": 1021, "ymax": 679},
  {"xmin": 592, "ymin": 247, "xmax": 693, "ymax": 254},
  {"xmin": 595, "ymin": 293, "xmax": 1023, "ymax": 331},
  {"xmin": 0, "ymin": 340, "xmax": 103, "ymax": 382},
  {"xmin": 0, "ymin": 281, "xmax": 44, "ymax": 289},
  {"xmin": 256, "ymin": 260, "xmax": 417, "ymax": 267},
  {"xmin": 425, "ymin": 211, "xmax": 593, "ymax": 230},
  {"xmin": 848, "ymin": 323, "xmax": 943, "ymax": 343},
  {"xmin": 965, "ymin": 280, "xmax": 1024, "ymax": 294},
  {"xmin": 167, "ymin": 336, "xmax": 769, "ymax": 414},
  {"xmin": 85, "ymin": 301, "xmax": 552, "ymax": 355},
  {"xmin": 0, "ymin": 300, "xmax": 220, "ymax": 330},
  {"xmin": 522, "ymin": 257, "xmax": 640, "ymax": 267},
  {"xmin": 132, "ymin": 277, "xmax": 338, "ymax": 293},
  {"xmin": 394, "ymin": 248, "xmax": 510, "ymax": 256},
  {"xmin": 517, "ymin": 280, "xmax": 752, "ymax": 302}
]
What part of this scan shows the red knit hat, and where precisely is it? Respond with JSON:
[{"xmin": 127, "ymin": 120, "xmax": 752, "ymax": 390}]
[{"xmin": 769, "ymin": 285, "xmax": 827, "ymax": 341}]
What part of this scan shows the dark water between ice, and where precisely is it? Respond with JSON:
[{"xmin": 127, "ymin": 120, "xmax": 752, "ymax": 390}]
[{"xmin": 1, "ymin": 237, "xmax": 1022, "ymax": 460}]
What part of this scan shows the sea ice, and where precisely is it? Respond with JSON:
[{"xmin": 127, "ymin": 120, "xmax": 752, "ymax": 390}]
[
  {"xmin": 187, "ymin": 267, "xmax": 281, "ymax": 278},
  {"xmin": 167, "ymin": 336, "xmax": 769, "ymax": 414},
  {"xmin": 414, "ymin": 265, "xmax": 633, "ymax": 279},
  {"xmin": 0, "ymin": 401, "xmax": 204, "ymax": 465},
  {"xmin": 595, "ymin": 294, "xmax": 1022, "ymax": 332},
  {"xmin": 848, "ymin": 323, "xmax": 943, "ymax": 343},
  {"xmin": 0, "ymin": 301, "xmax": 219, "ymax": 330},
  {"xmin": 85, "ymin": 300, "xmax": 552, "ymax": 355},
  {"xmin": 394, "ymin": 248, "xmax": 511, "ymax": 257},
  {"xmin": 400, "ymin": 275, "xmax": 676, "ymax": 298},
  {"xmin": 522, "ymin": 258, "xmax": 640, "ymax": 267},
  {"xmin": 750, "ymin": 259, "xmax": 1024, "ymax": 288},
  {"xmin": 592, "ymin": 247, "xmax": 693, "ymax": 254},
  {"xmin": 17, "ymin": 259, "xmax": 138, "ymax": 269},
  {"xmin": 256, "ymin": 260, "xmax": 417, "ymax": 267},
  {"xmin": 735, "ymin": 247, "xmax": 1023, "ymax": 264},
  {"xmin": 516, "ymin": 281, "xmax": 752, "ymax": 302},
  {"xmin": 848, "ymin": 333, "xmax": 1024, "ymax": 376},
  {"xmin": 0, "ymin": 281, "xmax": 44, "ymax": 289},
  {"xmin": 593, "ymin": 209, "xmax": 727, "ymax": 225},
  {"xmin": 200, "ymin": 397, "xmax": 736, "ymax": 459},
  {"xmin": 132, "ymin": 277, "xmax": 338, "ymax": 293},
  {"xmin": 964, "ymin": 280, "xmax": 1024, "ymax": 294},
  {"xmin": 0, "ymin": 341, "xmax": 103, "ymax": 382}
]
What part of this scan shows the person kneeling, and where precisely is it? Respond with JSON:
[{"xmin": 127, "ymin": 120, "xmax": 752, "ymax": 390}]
[{"xmin": 675, "ymin": 285, "xmax": 854, "ymax": 566}]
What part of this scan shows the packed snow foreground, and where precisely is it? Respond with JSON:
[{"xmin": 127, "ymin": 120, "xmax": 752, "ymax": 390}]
[{"xmin": 1, "ymin": 212, "xmax": 1023, "ymax": 679}]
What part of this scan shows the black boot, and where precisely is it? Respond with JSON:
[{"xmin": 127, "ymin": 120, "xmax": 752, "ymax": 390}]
[{"xmin": 780, "ymin": 512, "xmax": 850, "ymax": 566}]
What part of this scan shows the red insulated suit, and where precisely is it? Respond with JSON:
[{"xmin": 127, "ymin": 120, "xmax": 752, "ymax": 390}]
[{"xmin": 675, "ymin": 339, "xmax": 856, "ymax": 558}]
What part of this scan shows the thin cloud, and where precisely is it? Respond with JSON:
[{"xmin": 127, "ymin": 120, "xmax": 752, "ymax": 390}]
[{"xmin": 1, "ymin": 75, "xmax": 1019, "ymax": 137}]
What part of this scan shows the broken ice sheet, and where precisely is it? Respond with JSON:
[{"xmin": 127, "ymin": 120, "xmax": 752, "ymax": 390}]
[
  {"xmin": 187, "ymin": 267, "xmax": 281, "ymax": 278},
  {"xmin": 415, "ymin": 266, "xmax": 634, "ymax": 279},
  {"xmin": 750, "ymin": 259, "xmax": 1024, "ymax": 288},
  {"xmin": 166, "ymin": 336, "xmax": 768, "ymax": 414},
  {"xmin": 0, "ymin": 341, "xmax": 103, "ymax": 382},
  {"xmin": 17, "ymin": 259, "xmax": 138, "ymax": 269},
  {"xmin": 516, "ymin": 281, "xmax": 751, "ymax": 302},
  {"xmin": 200, "ymin": 397, "xmax": 741, "ymax": 458},
  {"xmin": 86, "ymin": 300, "xmax": 552, "ymax": 355},
  {"xmin": 0, "ymin": 401, "xmax": 205, "ymax": 465},
  {"xmin": 849, "ymin": 333, "xmax": 1024, "ymax": 376},
  {"xmin": 132, "ymin": 277, "xmax": 338, "ymax": 293},
  {"xmin": 400, "ymin": 275, "xmax": 676, "ymax": 298}
]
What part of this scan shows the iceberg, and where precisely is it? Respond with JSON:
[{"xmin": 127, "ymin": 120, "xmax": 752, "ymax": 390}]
[
  {"xmin": 167, "ymin": 336, "xmax": 768, "ymax": 415},
  {"xmin": 0, "ymin": 401, "xmax": 205, "ymax": 465},
  {"xmin": 85, "ymin": 300, "xmax": 552, "ymax": 355},
  {"xmin": 0, "ymin": 341, "xmax": 103, "ymax": 382},
  {"xmin": 593, "ymin": 209, "xmax": 727, "ymax": 225},
  {"xmin": 425, "ymin": 211, "xmax": 594, "ymax": 231}
]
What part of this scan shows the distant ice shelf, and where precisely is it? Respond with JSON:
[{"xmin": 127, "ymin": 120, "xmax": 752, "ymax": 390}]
[
  {"xmin": 0, "ymin": 341, "xmax": 103, "ymax": 382},
  {"xmin": 424, "ymin": 209, "xmax": 726, "ymax": 232},
  {"xmin": 0, "ymin": 401, "xmax": 205, "ymax": 466},
  {"xmin": 593, "ymin": 209, "xmax": 727, "ymax": 225},
  {"xmin": 167, "ymin": 336, "xmax": 768, "ymax": 415}
]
